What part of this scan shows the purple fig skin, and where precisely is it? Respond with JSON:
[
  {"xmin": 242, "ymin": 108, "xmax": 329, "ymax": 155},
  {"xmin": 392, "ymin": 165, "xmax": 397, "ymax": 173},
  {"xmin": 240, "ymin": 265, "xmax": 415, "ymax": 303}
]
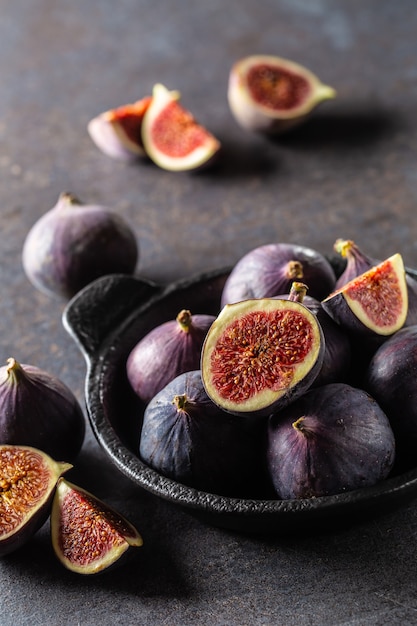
[
  {"xmin": 266, "ymin": 383, "xmax": 395, "ymax": 499},
  {"xmin": 365, "ymin": 325, "xmax": 417, "ymax": 471},
  {"xmin": 22, "ymin": 192, "xmax": 139, "ymax": 300},
  {"xmin": 221, "ymin": 243, "xmax": 336, "ymax": 307},
  {"xmin": 127, "ymin": 310, "xmax": 216, "ymax": 405},
  {"xmin": 0, "ymin": 358, "xmax": 85, "ymax": 462},
  {"xmin": 139, "ymin": 370, "xmax": 268, "ymax": 497}
]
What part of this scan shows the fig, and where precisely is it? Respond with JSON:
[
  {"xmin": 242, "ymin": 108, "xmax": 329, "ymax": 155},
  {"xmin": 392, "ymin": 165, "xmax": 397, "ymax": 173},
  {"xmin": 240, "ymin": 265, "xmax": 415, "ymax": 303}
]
[
  {"xmin": 322, "ymin": 253, "xmax": 408, "ymax": 337},
  {"xmin": 365, "ymin": 326, "xmax": 417, "ymax": 470},
  {"xmin": 139, "ymin": 370, "xmax": 267, "ymax": 497},
  {"xmin": 227, "ymin": 54, "xmax": 336, "ymax": 135},
  {"xmin": 22, "ymin": 192, "xmax": 139, "ymax": 300},
  {"xmin": 0, "ymin": 358, "xmax": 85, "ymax": 462},
  {"xmin": 221, "ymin": 242, "xmax": 336, "ymax": 307},
  {"xmin": 334, "ymin": 238, "xmax": 417, "ymax": 327},
  {"xmin": 127, "ymin": 308, "xmax": 216, "ymax": 404},
  {"xmin": 141, "ymin": 83, "xmax": 221, "ymax": 171},
  {"xmin": 201, "ymin": 297, "xmax": 324, "ymax": 417},
  {"xmin": 276, "ymin": 283, "xmax": 351, "ymax": 386},
  {"xmin": 0, "ymin": 445, "xmax": 71, "ymax": 556},
  {"xmin": 87, "ymin": 96, "xmax": 152, "ymax": 160},
  {"xmin": 51, "ymin": 478, "xmax": 143, "ymax": 574},
  {"xmin": 266, "ymin": 383, "xmax": 395, "ymax": 499}
]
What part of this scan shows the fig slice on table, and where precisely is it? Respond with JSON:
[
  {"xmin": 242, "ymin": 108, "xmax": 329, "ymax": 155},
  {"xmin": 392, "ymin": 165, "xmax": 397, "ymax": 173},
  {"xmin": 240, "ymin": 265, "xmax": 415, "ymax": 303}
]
[
  {"xmin": 141, "ymin": 83, "xmax": 221, "ymax": 171},
  {"xmin": 322, "ymin": 253, "xmax": 408, "ymax": 336},
  {"xmin": 51, "ymin": 479, "xmax": 143, "ymax": 575},
  {"xmin": 201, "ymin": 297, "xmax": 324, "ymax": 417},
  {"xmin": 87, "ymin": 96, "xmax": 152, "ymax": 160},
  {"xmin": 227, "ymin": 54, "xmax": 336, "ymax": 135},
  {"xmin": 0, "ymin": 445, "xmax": 72, "ymax": 557}
]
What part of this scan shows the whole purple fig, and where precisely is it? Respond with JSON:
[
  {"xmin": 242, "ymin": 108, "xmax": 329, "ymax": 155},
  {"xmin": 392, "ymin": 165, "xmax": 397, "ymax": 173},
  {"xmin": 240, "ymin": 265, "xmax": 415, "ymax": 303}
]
[
  {"xmin": 22, "ymin": 192, "xmax": 139, "ymax": 300},
  {"xmin": 266, "ymin": 383, "xmax": 395, "ymax": 499},
  {"xmin": 139, "ymin": 370, "xmax": 268, "ymax": 497},
  {"xmin": 0, "ymin": 358, "xmax": 85, "ymax": 462},
  {"xmin": 127, "ymin": 309, "xmax": 215, "ymax": 404},
  {"xmin": 221, "ymin": 242, "xmax": 336, "ymax": 307},
  {"xmin": 365, "ymin": 325, "xmax": 417, "ymax": 470}
]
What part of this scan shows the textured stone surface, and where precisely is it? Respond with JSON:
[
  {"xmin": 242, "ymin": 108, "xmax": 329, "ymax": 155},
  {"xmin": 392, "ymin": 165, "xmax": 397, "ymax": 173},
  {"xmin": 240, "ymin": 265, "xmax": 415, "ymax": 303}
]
[{"xmin": 2, "ymin": 1, "xmax": 417, "ymax": 624}]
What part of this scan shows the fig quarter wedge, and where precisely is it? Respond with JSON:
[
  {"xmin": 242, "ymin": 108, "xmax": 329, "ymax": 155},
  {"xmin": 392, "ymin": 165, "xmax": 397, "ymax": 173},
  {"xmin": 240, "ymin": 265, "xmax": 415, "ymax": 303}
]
[
  {"xmin": 51, "ymin": 479, "xmax": 143, "ymax": 575},
  {"xmin": 0, "ymin": 445, "xmax": 72, "ymax": 557},
  {"xmin": 201, "ymin": 298, "xmax": 324, "ymax": 417},
  {"xmin": 322, "ymin": 253, "xmax": 408, "ymax": 336}
]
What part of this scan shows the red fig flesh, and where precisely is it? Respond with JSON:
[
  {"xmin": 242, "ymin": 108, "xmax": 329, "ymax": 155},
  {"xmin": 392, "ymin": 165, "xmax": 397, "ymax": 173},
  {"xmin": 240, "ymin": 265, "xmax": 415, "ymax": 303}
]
[
  {"xmin": 201, "ymin": 297, "xmax": 324, "ymax": 417},
  {"xmin": 0, "ymin": 445, "xmax": 71, "ymax": 556},
  {"xmin": 228, "ymin": 54, "xmax": 336, "ymax": 134},
  {"xmin": 51, "ymin": 479, "xmax": 143, "ymax": 575},
  {"xmin": 141, "ymin": 83, "xmax": 221, "ymax": 171},
  {"xmin": 322, "ymin": 253, "xmax": 408, "ymax": 336}
]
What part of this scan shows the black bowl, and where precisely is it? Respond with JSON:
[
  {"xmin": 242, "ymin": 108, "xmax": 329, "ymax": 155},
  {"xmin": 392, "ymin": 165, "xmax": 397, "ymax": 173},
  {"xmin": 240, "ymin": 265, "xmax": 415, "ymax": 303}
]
[{"xmin": 63, "ymin": 266, "xmax": 417, "ymax": 534}]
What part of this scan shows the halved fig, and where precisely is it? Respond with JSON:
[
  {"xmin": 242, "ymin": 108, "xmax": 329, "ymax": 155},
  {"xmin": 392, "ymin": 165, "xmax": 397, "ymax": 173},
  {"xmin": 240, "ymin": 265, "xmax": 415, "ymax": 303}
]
[
  {"xmin": 87, "ymin": 96, "xmax": 152, "ymax": 160},
  {"xmin": 0, "ymin": 445, "xmax": 72, "ymax": 557},
  {"xmin": 228, "ymin": 54, "xmax": 336, "ymax": 135},
  {"xmin": 201, "ymin": 298, "xmax": 324, "ymax": 417},
  {"xmin": 322, "ymin": 253, "xmax": 408, "ymax": 336},
  {"xmin": 51, "ymin": 479, "xmax": 143, "ymax": 575},
  {"xmin": 141, "ymin": 83, "xmax": 221, "ymax": 171}
]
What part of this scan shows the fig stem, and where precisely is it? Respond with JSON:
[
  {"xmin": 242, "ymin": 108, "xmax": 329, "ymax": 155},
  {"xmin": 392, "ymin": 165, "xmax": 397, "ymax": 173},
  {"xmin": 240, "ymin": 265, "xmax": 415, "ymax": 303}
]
[
  {"xmin": 173, "ymin": 394, "xmax": 189, "ymax": 411},
  {"xmin": 5, "ymin": 357, "xmax": 24, "ymax": 382},
  {"xmin": 292, "ymin": 416, "xmax": 312, "ymax": 438},
  {"xmin": 288, "ymin": 282, "xmax": 308, "ymax": 303},
  {"xmin": 176, "ymin": 309, "xmax": 193, "ymax": 333},
  {"xmin": 334, "ymin": 239, "xmax": 354, "ymax": 258},
  {"xmin": 286, "ymin": 260, "xmax": 304, "ymax": 280},
  {"xmin": 59, "ymin": 192, "xmax": 83, "ymax": 207}
]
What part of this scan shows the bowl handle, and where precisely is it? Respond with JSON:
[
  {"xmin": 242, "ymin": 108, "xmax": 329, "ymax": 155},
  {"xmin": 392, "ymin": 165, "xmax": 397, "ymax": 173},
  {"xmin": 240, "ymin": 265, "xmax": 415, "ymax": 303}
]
[{"xmin": 62, "ymin": 274, "xmax": 161, "ymax": 360}]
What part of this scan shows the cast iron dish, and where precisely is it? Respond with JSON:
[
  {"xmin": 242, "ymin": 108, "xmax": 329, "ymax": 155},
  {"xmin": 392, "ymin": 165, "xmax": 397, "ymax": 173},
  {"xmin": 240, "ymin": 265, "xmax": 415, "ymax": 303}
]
[{"xmin": 63, "ymin": 264, "xmax": 417, "ymax": 534}]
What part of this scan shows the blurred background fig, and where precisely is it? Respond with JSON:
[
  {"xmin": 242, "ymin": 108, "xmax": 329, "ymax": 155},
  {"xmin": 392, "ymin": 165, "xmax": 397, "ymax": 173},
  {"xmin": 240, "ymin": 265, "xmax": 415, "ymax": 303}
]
[
  {"xmin": 365, "ymin": 325, "xmax": 417, "ymax": 471},
  {"xmin": 127, "ymin": 308, "xmax": 215, "ymax": 404},
  {"xmin": 0, "ymin": 357, "xmax": 85, "ymax": 462},
  {"xmin": 0, "ymin": 445, "xmax": 71, "ymax": 557},
  {"xmin": 227, "ymin": 54, "xmax": 336, "ymax": 135},
  {"xmin": 87, "ymin": 95, "xmax": 152, "ymax": 161},
  {"xmin": 221, "ymin": 242, "xmax": 336, "ymax": 307},
  {"xmin": 139, "ymin": 370, "xmax": 268, "ymax": 497},
  {"xmin": 201, "ymin": 297, "xmax": 324, "ymax": 417},
  {"xmin": 22, "ymin": 192, "xmax": 139, "ymax": 300},
  {"xmin": 51, "ymin": 478, "xmax": 143, "ymax": 574},
  {"xmin": 266, "ymin": 383, "xmax": 395, "ymax": 499},
  {"xmin": 141, "ymin": 83, "xmax": 221, "ymax": 171}
]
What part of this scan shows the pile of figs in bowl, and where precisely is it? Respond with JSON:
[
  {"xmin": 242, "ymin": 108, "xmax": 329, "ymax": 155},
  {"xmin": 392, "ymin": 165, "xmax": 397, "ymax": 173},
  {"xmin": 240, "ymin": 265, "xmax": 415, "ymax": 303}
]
[{"xmin": 63, "ymin": 239, "xmax": 417, "ymax": 534}]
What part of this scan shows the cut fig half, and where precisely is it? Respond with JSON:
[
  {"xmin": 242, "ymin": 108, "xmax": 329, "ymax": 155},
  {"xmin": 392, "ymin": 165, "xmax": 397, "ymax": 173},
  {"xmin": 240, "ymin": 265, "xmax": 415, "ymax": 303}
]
[
  {"xmin": 51, "ymin": 479, "xmax": 143, "ymax": 575},
  {"xmin": 88, "ymin": 96, "xmax": 152, "ymax": 160},
  {"xmin": 201, "ymin": 298, "xmax": 324, "ymax": 417},
  {"xmin": 322, "ymin": 253, "xmax": 408, "ymax": 336},
  {"xmin": 0, "ymin": 445, "xmax": 72, "ymax": 557},
  {"xmin": 228, "ymin": 54, "xmax": 336, "ymax": 134},
  {"xmin": 141, "ymin": 83, "xmax": 221, "ymax": 171}
]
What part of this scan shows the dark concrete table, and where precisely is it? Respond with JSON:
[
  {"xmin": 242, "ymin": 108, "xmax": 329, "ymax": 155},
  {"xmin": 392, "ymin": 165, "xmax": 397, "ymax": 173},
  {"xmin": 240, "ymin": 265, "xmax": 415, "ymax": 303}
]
[{"xmin": 2, "ymin": 1, "xmax": 417, "ymax": 624}]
